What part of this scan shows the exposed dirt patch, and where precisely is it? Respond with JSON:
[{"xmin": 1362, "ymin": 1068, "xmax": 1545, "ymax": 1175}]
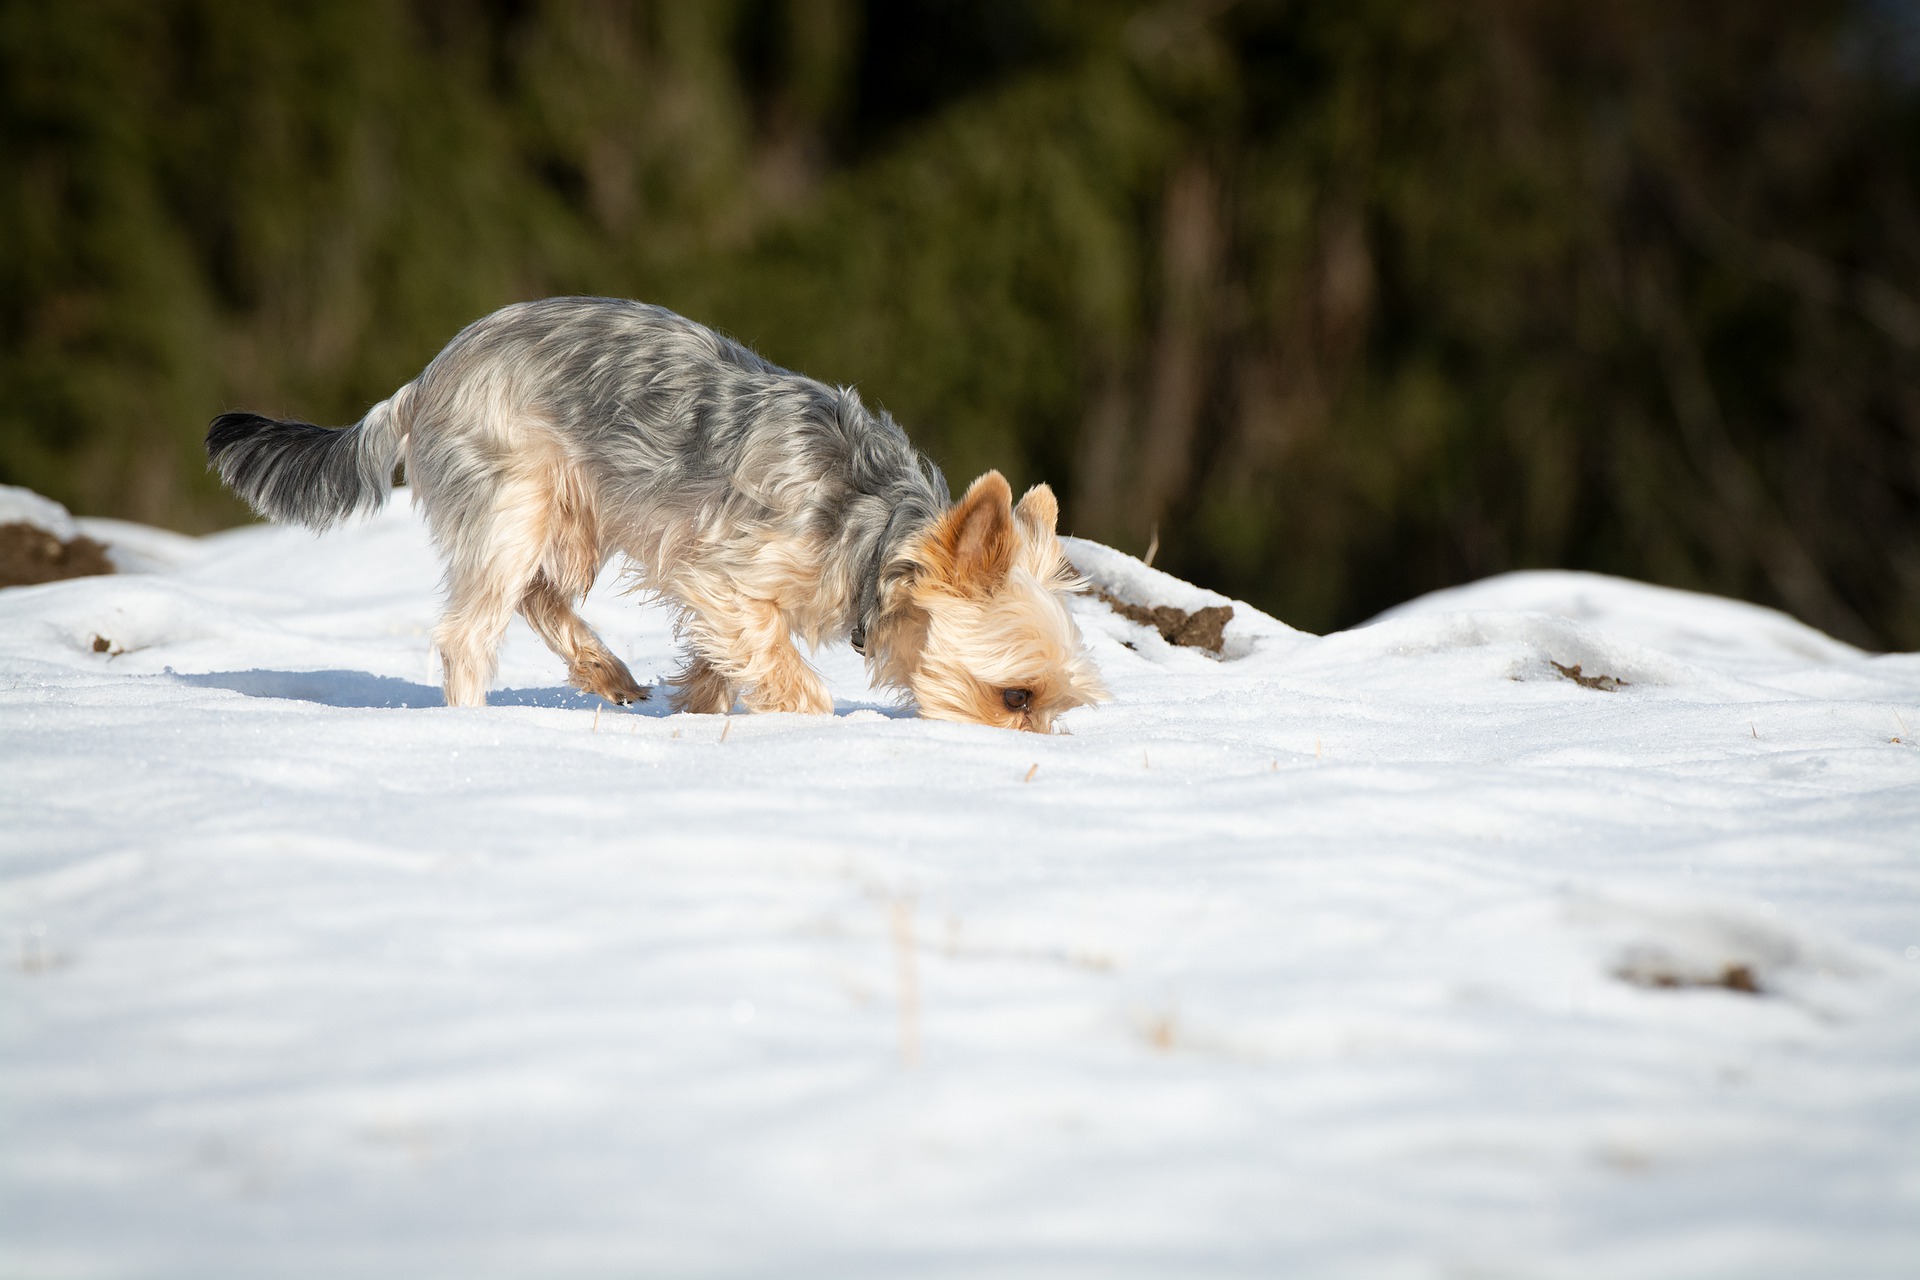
[
  {"xmin": 1552, "ymin": 659, "xmax": 1627, "ymax": 691},
  {"xmin": 1616, "ymin": 960, "xmax": 1763, "ymax": 995},
  {"xmin": 1093, "ymin": 587, "xmax": 1233, "ymax": 653},
  {"xmin": 0, "ymin": 522, "xmax": 114, "ymax": 588}
]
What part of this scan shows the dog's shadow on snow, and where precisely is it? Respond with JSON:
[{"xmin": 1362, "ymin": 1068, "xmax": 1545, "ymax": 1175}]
[
  {"xmin": 172, "ymin": 668, "xmax": 634, "ymax": 712},
  {"xmin": 170, "ymin": 668, "xmax": 913, "ymax": 719}
]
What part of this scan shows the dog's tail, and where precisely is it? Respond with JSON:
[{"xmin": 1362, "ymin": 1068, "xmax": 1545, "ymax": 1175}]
[{"xmin": 206, "ymin": 387, "xmax": 412, "ymax": 531}]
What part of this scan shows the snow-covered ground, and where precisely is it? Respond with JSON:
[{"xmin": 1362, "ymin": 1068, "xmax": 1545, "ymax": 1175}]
[{"xmin": 2, "ymin": 490, "xmax": 1917, "ymax": 1278}]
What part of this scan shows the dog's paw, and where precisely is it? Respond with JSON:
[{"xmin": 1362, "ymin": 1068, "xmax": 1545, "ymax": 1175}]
[
  {"xmin": 572, "ymin": 654, "xmax": 647, "ymax": 706},
  {"xmin": 669, "ymin": 660, "xmax": 736, "ymax": 715}
]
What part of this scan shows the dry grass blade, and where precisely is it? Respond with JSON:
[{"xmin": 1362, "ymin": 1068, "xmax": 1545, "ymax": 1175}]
[{"xmin": 890, "ymin": 899, "xmax": 920, "ymax": 1067}]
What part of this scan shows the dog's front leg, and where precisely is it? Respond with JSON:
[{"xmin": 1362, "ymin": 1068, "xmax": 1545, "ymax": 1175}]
[
  {"xmin": 669, "ymin": 652, "xmax": 736, "ymax": 715},
  {"xmin": 685, "ymin": 595, "xmax": 831, "ymax": 717}
]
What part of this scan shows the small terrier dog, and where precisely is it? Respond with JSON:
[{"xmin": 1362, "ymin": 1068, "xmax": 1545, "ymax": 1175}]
[{"xmin": 208, "ymin": 297, "xmax": 1107, "ymax": 731}]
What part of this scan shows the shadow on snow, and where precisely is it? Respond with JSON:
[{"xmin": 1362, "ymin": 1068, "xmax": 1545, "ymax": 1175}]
[{"xmin": 168, "ymin": 668, "xmax": 913, "ymax": 719}]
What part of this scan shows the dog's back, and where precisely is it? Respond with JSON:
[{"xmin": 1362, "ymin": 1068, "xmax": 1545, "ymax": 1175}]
[{"xmin": 404, "ymin": 298, "xmax": 939, "ymax": 573}]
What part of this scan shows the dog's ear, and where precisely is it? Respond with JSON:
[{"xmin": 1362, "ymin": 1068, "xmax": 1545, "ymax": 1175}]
[
  {"xmin": 1013, "ymin": 481, "xmax": 1080, "ymax": 587},
  {"xmin": 933, "ymin": 470, "xmax": 1017, "ymax": 595},
  {"xmin": 1014, "ymin": 483, "xmax": 1058, "ymax": 540}
]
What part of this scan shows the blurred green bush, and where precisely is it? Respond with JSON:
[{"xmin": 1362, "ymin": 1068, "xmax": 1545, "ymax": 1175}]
[{"xmin": 4, "ymin": 0, "xmax": 1916, "ymax": 645}]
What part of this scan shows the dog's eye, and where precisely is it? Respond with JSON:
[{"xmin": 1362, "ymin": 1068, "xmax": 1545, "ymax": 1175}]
[{"xmin": 1002, "ymin": 688, "xmax": 1032, "ymax": 711}]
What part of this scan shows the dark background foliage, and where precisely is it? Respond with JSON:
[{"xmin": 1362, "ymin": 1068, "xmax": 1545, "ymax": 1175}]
[{"xmin": 4, "ymin": 0, "xmax": 1917, "ymax": 645}]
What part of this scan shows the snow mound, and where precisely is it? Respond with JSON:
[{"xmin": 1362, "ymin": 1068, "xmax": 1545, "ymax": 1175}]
[
  {"xmin": 0, "ymin": 484, "xmax": 119, "ymax": 589},
  {"xmin": 0, "ymin": 484, "xmax": 80, "ymax": 541},
  {"xmin": 1064, "ymin": 534, "xmax": 1310, "ymax": 661},
  {"xmin": 1374, "ymin": 569, "xmax": 1865, "ymax": 670},
  {"xmin": 1325, "ymin": 609, "xmax": 1704, "ymax": 691},
  {"xmin": 74, "ymin": 516, "xmax": 206, "ymax": 574}
]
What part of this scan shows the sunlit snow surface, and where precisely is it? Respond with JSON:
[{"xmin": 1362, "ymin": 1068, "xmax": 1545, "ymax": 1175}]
[{"xmin": 3, "ymin": 495, "xmax": 1917, "ymax": 1278}]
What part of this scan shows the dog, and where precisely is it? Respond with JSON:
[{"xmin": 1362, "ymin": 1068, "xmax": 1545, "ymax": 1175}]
[{"xmin": 207, "ymin": 297, "xmax": 1108, "ymax": 731}]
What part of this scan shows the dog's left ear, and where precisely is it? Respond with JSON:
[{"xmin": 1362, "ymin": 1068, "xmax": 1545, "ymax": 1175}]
[
  {"xmin": 932, "ymin": 470, "xmax": 1018, "ymax": 595},
  {"xmin": 1013, "ymin": 483, "xmax": 1058, "ymax": 539}
]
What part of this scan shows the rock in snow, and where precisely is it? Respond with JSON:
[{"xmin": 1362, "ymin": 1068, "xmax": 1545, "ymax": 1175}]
[{"xmin": 2, "ymin": 492, "xmax": 1917, "ymax": 1278}]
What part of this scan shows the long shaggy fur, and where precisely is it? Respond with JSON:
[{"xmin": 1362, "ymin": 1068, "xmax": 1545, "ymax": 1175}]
[
  {"xmin": 206, "ymin": 297, "xmax": 1107, "ymax": 730},
  {"xmin": 207, "ymin": 399, "xmax": 407, "ymax": 530}
]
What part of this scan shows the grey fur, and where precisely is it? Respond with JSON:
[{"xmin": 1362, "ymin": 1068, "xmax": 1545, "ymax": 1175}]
[
  {"xmin": 209, "ymin": 296, "xmax": 948, "ymax": 644},
  {"xmin": 203, "ymin": 296, "xmax": 1113, "ymax": 726},
  {"xmin": 206, "ymin": 402, "xmax": 406, "ymax": 530}
]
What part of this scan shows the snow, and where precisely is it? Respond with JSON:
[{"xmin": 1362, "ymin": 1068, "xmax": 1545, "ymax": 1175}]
[
  {"xmin": 0, "ymin": 483, "xmax": 197, "ymax": 578},
  {"xmin": 0, "ymin": 483, "xmax": 80, "ymax": 542},
  {"xmin": 3, "ymin": 494, "xmax": 1917, "ymax": 1278}
]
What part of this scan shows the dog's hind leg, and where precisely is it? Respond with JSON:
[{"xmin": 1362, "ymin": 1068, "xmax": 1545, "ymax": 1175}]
[
  {"xmin": 515, "ymin": 460, "xmax": 644, "ymax": 705},
  {"xmin": 434, "ymin": 476, "xmax": 550, "ymax": 707},
  {"xmin": 521, "ymin": 573, "xmax": 645, "ymax": 705}
]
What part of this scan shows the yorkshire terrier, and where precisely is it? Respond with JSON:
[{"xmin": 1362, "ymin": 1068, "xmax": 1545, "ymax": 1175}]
[{"xmin": 207, "ymin": 297, "xmax": 1108, "ymax": 731}]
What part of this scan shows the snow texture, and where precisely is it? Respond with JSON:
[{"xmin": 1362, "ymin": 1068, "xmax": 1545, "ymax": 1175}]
[
  {"xmin": 0, "ymin": 483, "xmax": 79, "ymax": 542},
  {"xmin": 3, "ymin": 494, "xmax": 1918, "ymax": 1278}
]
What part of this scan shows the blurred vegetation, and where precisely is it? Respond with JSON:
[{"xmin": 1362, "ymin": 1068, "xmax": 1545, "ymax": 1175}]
[{"xmin": 3, "ymin": 0, "xmax": 1918, "ymax": 645}]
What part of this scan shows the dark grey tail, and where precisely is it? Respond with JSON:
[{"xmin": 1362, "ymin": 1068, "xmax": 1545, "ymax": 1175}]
[{"xmin": 206, "ymin": 393, "xmax": 408, "ymax": 530}]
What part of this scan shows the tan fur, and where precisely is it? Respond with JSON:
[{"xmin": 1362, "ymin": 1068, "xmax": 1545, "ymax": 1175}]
[
  {"xmin": 670, "ymin": 566, "xmax": 835, "ymax": 716},
  {"xmin": 875, "ymin": 472, "xmax": 1108, "ymax": 733},
  {"xmin": 520, "ymin": 573, "xmax": 644, "ymax": 705},
  {"xmin": 430, "ymin": 426, "xmax": 643, "ymax": 708},
  {"xmin": 216, "ymin": 298, "xmax": 1107, "ymax": 730},
  {"xmin": 670, "ymin": 652, "xmax": 736, "ymax": 715},
  {"xmin": 435, "ymin": 468, "xmax": 552, "ymax": 708},
  {"xmin": 426, "ymin": 435, "xmax": 1101, "ymax": 730}
]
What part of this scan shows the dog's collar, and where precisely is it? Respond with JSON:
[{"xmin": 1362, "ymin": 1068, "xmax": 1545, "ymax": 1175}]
[{"xmin": 851, "ymin": 504, "xmax": 919, "ymax": 656}]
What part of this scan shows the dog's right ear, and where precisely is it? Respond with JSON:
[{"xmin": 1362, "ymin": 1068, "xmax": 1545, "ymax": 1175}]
[
  {"xmin": 928, "ymin": 470, "xmax": 1017, "ymax": 596},
  {"xmin": 1013, "ymin": 483, "xmax": 1058, "ymax": 540},
  {"xmin": 1012, "ymin": 481, "xmax": 1078, "ymax": 587}
]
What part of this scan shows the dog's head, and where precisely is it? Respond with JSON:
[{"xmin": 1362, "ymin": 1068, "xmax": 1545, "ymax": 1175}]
[{"xmin": 888, "ymin": 471, "xmax": 1108, "ymax": 733}]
